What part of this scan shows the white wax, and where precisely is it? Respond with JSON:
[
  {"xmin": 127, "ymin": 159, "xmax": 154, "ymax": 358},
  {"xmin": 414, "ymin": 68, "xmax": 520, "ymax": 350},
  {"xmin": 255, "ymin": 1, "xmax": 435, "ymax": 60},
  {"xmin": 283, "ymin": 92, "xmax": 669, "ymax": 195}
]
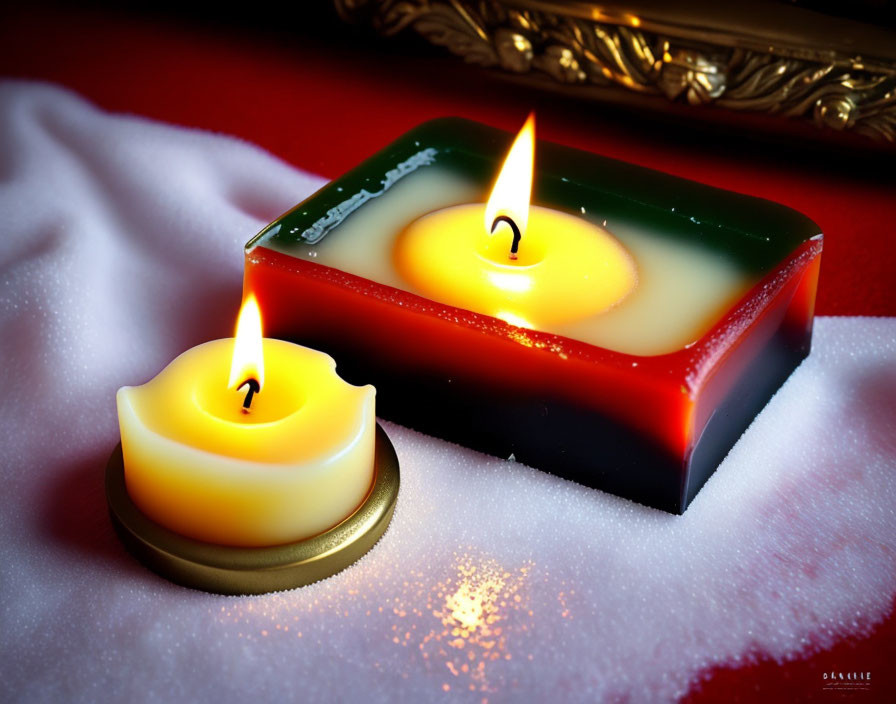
[{"xmin": 263, "ymin": 168, "xmax": 751, "ymax": 356}]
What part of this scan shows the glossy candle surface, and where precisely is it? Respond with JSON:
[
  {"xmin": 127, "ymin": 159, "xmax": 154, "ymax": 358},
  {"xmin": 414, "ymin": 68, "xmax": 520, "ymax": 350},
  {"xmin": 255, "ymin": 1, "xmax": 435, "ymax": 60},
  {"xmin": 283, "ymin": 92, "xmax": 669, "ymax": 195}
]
[{"xmin": 117, "ymin": 339, "xmax": 376, "ymax": 546}]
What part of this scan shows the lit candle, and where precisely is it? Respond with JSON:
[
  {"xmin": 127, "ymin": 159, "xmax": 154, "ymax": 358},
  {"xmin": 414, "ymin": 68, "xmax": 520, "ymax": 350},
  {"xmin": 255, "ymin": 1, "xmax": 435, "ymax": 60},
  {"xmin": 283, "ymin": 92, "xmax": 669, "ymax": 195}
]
[
  {"xmin": 268, "ymin": 119, "xmax": 753, "ymax": 358},
  {"xmin": 116, "ymin": 295, "xmax": 376, "ymax": 547},
  {"xmin": 244, "ymin": 116, "xmax": 822, "ymax": 514},
  {"xmin": 395, "ymin": 114, "xmax": 637, "ymax": 329}
]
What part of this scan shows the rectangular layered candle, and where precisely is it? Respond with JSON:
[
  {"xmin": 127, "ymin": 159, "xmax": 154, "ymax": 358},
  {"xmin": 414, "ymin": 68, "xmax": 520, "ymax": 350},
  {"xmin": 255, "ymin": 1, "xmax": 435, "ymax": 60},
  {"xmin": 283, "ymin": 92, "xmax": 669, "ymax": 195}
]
[{"xmin": 244, "ymin": 118, "xmax": 821, "ymax": 514}]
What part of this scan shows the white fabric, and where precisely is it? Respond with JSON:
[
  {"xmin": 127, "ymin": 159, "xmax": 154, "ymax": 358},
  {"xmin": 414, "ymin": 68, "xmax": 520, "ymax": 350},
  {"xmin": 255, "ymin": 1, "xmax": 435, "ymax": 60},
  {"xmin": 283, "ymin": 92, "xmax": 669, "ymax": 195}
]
[{"xmin": 1, "ymin": 82, "xmax": 894, "ymax": 703}]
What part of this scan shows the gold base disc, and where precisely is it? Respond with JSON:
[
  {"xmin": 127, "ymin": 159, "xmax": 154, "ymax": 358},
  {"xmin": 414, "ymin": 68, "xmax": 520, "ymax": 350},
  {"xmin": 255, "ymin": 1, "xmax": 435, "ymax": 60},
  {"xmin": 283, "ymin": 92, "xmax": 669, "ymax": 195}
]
[{"xmin": 106, "ymin": 423, "xmax": 400, "ymax": 595}]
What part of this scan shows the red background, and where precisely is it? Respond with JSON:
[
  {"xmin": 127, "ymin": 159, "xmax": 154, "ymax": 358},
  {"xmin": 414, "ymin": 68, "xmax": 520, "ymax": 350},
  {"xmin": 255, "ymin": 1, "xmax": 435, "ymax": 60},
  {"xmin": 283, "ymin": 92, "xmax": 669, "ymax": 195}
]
[{"xmin": 2, "ymin": 3, "xmax": 894, "ymax": 701}]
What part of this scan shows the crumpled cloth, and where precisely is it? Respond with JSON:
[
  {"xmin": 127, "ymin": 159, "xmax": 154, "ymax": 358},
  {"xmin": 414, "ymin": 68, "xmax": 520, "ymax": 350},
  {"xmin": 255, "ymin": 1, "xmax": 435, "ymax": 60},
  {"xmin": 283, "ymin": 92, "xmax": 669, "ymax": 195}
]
[{"xmin": 1, "ymin": 82, "xmax": 894, "ymax": 703}]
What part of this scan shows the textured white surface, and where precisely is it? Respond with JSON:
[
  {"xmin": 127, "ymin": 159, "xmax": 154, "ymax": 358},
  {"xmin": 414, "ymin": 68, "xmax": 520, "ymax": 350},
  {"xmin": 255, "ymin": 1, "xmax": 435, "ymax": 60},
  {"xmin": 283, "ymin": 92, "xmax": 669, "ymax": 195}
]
[{"xmin": 1, "ymin": 82, "xmax": 895, "ymax": 703}]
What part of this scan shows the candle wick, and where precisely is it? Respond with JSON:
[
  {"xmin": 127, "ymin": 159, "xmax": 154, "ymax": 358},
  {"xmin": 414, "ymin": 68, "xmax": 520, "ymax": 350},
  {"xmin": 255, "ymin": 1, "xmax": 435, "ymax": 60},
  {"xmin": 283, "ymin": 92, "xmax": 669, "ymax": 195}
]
[
  {"xmin": 238, "ymin": 379, "xmax": 260, "ymax": 412},
  {"xmin": 490, "ymin": 215, "xmax": 521, "ymax": 260}
]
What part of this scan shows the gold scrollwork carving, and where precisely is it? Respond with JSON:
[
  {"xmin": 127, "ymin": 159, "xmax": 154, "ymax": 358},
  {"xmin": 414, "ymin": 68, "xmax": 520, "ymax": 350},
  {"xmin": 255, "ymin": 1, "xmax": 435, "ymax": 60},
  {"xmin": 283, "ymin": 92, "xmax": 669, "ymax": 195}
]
[{"xmin": 334, "ymin": 0, "xmax": 896, "ymax": 143}]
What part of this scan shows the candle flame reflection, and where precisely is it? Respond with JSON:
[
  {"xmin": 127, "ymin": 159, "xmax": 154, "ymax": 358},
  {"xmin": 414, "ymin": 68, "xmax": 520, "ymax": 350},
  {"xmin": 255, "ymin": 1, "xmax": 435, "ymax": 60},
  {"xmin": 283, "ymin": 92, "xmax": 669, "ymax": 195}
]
[
  {"xmin": 228, "ymin": 294, "xmax": 265, "ymax": 391},
  {"xmin": 495, "ymin": 312, "xmax": 534, "ymax": 329},
  {"xmin": 208, "ymin": 551, "xmax": 577, "ymax": 698},
  {"xmin": 418, "ymin": 554, "xmax": 534, "ymax": 695},
  {"xmin": 485, "ymin": 113, "xmax": 535, "ymax": 241},
  {"xmin": 486, "ymin": 271, "xmax": 533, "ymax": 294}
]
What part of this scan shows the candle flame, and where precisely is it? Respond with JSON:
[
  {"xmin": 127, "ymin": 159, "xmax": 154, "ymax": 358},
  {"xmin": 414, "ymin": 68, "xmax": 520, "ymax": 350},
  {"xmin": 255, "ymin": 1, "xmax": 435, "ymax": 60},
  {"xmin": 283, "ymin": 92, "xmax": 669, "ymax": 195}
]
[
  {"xmin": 485, "ymin": 112, "xmax": 535, "ymax": 240},
  {"xmin": 228, "ymin": 294, "xmax": 264, "ymax": 391}
]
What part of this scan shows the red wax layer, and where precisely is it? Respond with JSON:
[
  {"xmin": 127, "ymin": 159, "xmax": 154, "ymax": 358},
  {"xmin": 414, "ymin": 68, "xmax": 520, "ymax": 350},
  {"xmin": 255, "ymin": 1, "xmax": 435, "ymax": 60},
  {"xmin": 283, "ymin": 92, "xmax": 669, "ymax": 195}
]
[{"xmin": 246, "ymin": 237, "xmax": 821, "ymax": 513}]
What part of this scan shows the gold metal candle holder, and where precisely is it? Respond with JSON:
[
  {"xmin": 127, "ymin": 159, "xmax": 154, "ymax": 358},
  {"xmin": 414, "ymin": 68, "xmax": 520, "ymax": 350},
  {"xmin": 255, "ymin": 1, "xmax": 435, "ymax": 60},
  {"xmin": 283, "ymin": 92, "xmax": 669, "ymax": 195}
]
[{"xmin": 105, "ymin": 423, "xmax": 399, "ymax": 595}]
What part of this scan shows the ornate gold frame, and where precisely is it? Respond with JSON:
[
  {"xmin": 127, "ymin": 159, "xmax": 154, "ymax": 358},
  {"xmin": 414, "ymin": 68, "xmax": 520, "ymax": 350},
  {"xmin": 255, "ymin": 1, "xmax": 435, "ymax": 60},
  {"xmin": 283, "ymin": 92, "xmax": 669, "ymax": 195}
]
[{"xmin": 335, "ymin": 0, "xmax": 896, "ymax": 144}]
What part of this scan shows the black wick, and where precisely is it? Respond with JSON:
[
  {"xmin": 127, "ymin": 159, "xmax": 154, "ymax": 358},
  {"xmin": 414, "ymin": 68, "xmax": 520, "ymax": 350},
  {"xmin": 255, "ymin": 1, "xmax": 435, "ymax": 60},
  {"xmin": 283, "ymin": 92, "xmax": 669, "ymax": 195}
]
[
  {"xmin": 238, "ymin": 378, "xmax": 260, "ymax": 411},
  {"xmin": 490, "ymin": 215, "xmax": 521, "ymax": 260}
]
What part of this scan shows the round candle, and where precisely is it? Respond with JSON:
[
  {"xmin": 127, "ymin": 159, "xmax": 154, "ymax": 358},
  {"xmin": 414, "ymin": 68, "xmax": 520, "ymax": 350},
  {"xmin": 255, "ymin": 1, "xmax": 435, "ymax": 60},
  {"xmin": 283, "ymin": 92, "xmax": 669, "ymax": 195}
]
[
  {"xmin": 395, "ymin": 204, "xmax": 636, "ymax": 328},
  {"xmin": 393, "ymin": 113, "xmax": 637, "ymax": 329},
  {"xmin": 116, "ymin": 297, "xmax": 375, "ymax": 547}
]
